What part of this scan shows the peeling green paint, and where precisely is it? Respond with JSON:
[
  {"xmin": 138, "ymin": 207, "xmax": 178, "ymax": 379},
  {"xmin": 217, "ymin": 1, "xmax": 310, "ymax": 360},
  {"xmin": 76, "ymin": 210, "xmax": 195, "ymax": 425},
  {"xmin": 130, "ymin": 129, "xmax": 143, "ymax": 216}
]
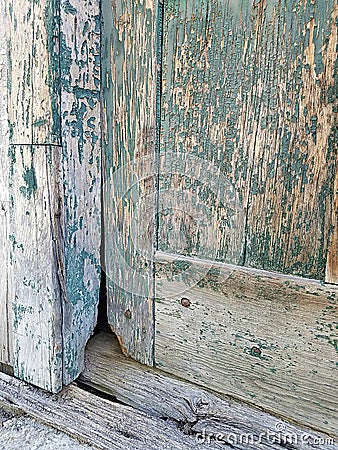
[
  {"xmin": 12, "ymin": 304, "xmax": 33, "ymax": 332},
  {"xmin": 19, "ymin": 166, "xmax": 37, "ymax": 200},
  {"xmin": 59, "ymin": 0, "xmax": 101, "ymax": 383},
  {"xmin": 159, "ymin": 0, "xmax": 338, "ymax": 281},
  {"xmin": 63, "ymin": 0, "xmax": 77, "ymax": 15}
]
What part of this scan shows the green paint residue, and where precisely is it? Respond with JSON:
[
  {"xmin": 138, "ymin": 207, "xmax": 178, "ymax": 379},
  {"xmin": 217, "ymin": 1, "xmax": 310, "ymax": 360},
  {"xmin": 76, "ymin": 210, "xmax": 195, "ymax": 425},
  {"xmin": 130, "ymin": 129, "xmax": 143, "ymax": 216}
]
[
  {"xmin": 19, "ymin": 166, "xmax": 37, "ymax": 200},
  {"xmin": 44, "ymin": 0, "xmax": 61, "ymax": 141},
  {"xmin": 33, "ymin": 119, "xmax": 49, "ymax": 127},
  {"xmin": 63, "ymin": 0, "xmax": 77, "ymax": 15},
  {"xmin": 13, "ymin": 304, "xmax": 34, "ymax": 332}
]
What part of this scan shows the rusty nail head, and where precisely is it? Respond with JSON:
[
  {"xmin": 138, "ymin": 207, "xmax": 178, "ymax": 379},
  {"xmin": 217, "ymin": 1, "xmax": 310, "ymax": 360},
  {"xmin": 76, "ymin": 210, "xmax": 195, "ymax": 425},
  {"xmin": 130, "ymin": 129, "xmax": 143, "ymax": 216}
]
[
  {"xmin": 250, "ymin": 346, "xmax": 261, "ymax": 357},
  {"xmin": 181, "ymin": 298, "xmax": 191, "ymax": 308}
]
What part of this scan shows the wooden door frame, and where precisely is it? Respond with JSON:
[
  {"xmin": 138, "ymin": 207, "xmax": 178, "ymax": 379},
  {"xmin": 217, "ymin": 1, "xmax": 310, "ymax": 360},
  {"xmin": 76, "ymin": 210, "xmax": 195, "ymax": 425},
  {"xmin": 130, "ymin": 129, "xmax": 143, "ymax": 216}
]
[{"xmin": 0, "ymin": 0, "xmax": 101, "ymax": 392}]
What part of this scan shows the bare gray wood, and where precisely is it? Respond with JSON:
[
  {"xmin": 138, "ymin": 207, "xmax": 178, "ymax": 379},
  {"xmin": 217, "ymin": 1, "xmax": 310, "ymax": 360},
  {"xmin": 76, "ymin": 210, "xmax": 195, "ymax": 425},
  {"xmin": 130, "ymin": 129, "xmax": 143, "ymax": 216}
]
[
  {"xmin": 0, "ymin": 0, "xmax": 102, "ymax": 390},
  {"xmin": 0, "ymin": 197, "xmax": 11, "ymax": 366},
  {"xmin": 8, "ymin": 145, "xmax": 63, "ymax": 392},
  {"xmin": 326, "ymin": 166, "xmax": 338, "ymax": 284},
  {"xmin": 0, "ymin": 372, "xmax": 228, "ymax": 450},
  {"xmin": 80, "ymin": 332, "xmax": 337, "ymax": 449},
  {"xmin": 5, "ymin": 0, "xmax": 61, "ymax": 145},
  {"xmin": 102, "ymin": 0, "xmax": 159, "ymax": 365},
  {"xmin": 155, "ymin": 251, "xmax": 338, "ymax": 436}
]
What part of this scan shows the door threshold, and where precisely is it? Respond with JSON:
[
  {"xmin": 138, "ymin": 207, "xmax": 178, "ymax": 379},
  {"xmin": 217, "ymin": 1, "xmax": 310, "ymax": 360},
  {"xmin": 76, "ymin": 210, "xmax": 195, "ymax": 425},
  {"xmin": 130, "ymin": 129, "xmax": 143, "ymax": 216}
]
[
  {"xmin": 78, "ymin": 331, "xmax": 337, "ymax": 449},
  {"xmin": 0, "ymin": 357, "xmax": 335, "ymax": 449}
]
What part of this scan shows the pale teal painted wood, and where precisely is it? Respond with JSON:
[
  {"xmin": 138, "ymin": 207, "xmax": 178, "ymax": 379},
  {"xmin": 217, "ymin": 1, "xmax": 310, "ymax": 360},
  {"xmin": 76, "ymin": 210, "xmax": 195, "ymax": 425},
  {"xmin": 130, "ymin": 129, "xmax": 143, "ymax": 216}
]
[
  {"xmin": 8, "ymin": 145, "xmax": 63, "ymax": 392},
  {"xmin": 60, "ymin": 0, "xmax": 101, "ymax": 385},
  {"xmin": 1, "ymin": 0, "xmax": 101, "ymax": 391},
  {"xmin": 0, "ymin": 7, "xmax": 12, "ymax": 366},
  {"xmin": 159, "ymin": 0, "xmax": 338, "ymax": 281},
  {"xmin": 102, "ymin": 0, "xmax": 159, "ymax": 365},
  {"xmin": 154, "ymin": 0, "xmax": 338, "ymax": 435}
]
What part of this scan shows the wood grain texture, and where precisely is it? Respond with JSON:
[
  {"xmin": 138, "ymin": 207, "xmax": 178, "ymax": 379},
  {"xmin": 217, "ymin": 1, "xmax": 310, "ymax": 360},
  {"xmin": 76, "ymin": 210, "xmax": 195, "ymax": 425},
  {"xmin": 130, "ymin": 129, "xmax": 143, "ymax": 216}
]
[
  {"xmin": 0, "ymin": 372, "xmax": 263, "ymax": 450},
  {"xmin": 245, "ymin": 0, "xmax": 338, "ymax": 280},
  {"xmin": 159, "ymin": 0, "xmax": 248, "ymax": 265},
  {"xmin": 160, "ymin": 0, "xmax": 337, "ymax": 280},
  {"xmin": 326, "ymin": 166, "xmax": 338, "ymax": 284},
  {"xmin": 80, "ymin": 332, "xmax": 336, "ymax": 449},
  {"xmin": 6, "ymin": 0, "xmax": 33, "ymax": 144},
  {"xmin": 102, "ymin": 0, "xmax": 159, "ymax": 364},
  {"xmin": 32, "ymin": 0, "xmax": 61, "ymax": 144},
  {"xmin": 8, "ymin": 145, "xmax": 63, "ymax": 392},
  {"xmin": 0, "ymin": 7, "xmax": 12, "ymax": 366},
  {"xmin": 155, "ymin": 252, "xmax": 338, "ymax": 436},
  {"xmin": 1, "ymin": 0, "xmax": 101, "ymax": 389},
  {"xmin": 60, "ymin": 0, "xmax": 101, "ymax": 385},
  {"xmin": 0, "ymin": 0, "xmax": 9, "ymax": 147},
  {"xmin": 0, "ymin": 199, "xmax": 11, "ymax": 366},
  {"xmin": 6, "ymin": 0, "xmax": 61, "ymax": 145}
]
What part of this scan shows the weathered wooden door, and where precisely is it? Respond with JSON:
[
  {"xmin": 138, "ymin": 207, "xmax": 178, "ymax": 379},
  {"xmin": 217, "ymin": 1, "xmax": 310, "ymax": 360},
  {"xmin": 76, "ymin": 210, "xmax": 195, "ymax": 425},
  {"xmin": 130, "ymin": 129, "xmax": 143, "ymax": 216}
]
[
  {"xmin": 0, "ymin": 0, "xmax": 101, "ymax": 392},
  {"xmin": 103, "ymin": 0, "xmax": 338, "ymax": 435}
]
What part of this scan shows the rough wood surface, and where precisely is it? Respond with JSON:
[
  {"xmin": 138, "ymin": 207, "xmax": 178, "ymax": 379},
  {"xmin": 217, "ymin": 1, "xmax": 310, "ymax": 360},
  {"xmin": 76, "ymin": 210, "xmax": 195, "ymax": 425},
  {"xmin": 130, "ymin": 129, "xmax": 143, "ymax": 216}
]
[
  {"xmin": 159, "ymin": 0, "xmax": 247, "ymax": 265},
  {"xmin": 6, "ymin": 0, "xmax": 61, "ymax": 145},
  {"xmin": 326, "ymin": 165, "xmax": 338, "ymax": 284},
  {"xmin": 0, "ymin": 1, "xmax": 9, "ymax": 147},
  {"xmin": 159, "ymin": 0, "xmax": 337, "ymax": 281},
  {"xmin": 0, "ymin": 373, "xmax": 244, "ymax": 450},
  {"xmin": 0, "ymin": 195, "xmax": 11, "ymax": 366},
  {"xmin": 245, "ymin": 1, "xmax": 338, "ymax": 280},
  {"xmin": 80, "ymin": 332, "xmax": 337, "ymax": 449},
  {"xmin": 155, "ymin": 251, "xmax": 338, "ymax": 436},
  {"xmin": 102, "ymin": 0, "xmax": 159, "ymax": 364},
  {"xmin": 0, "ymin": 202, "xmax": 10, "ymax": 366},
  {"xmin": 8, "ymin": 145, "xmax": 63, "ymax": 392},
  {"xmin": 5, "ymin": 0, "xmax": 33, "ymax": 144},
  {"xmin": 32, "ymin": 0, "xmax": 61, "ymax": 144},
  {"xmin": 0, "ymin": 6, "xmax": 12, "ymax": 366},
  {"xmin": 60, "ymin": 0, "xmax": 101, "ymax": 385}
]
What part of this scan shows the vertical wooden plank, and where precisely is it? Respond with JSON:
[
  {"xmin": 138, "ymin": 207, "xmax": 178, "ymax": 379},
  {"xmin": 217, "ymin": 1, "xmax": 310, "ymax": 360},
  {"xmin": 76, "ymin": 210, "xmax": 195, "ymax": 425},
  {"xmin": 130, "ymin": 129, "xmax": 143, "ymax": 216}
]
[
  {"xmin": 6, "ymin": 0, "xmax": 33, "ymax": 144},
  {"xmin": 60, "ymin": 0, "xmax": 101, "ymax": 383},
  {"xmin": 9, "ymin": 145, "xmax": 63, "ymax": 393},
  {"xmin": 245, "ymin": 0, "xmax": 338, "ymax": 280},
  {"xmin": 2, "ymin": 0, "xmax": 100, "ymax": 388},
  {"xmin": 160, "ymin": 0, "xmax": 337, "ymax": 281},
  {"xmin": 0, "ymin": 3, "xmax": 12, "ymax": 365},
  {"xmin": 325, "ymin": 4, "xmax": 338, "ymax": 284},
  {"xmin": 0, "ymin": 0, "xmax": 9, "ymax": 145},
  {"xmin": 159, "ymin": 0, "xmax": 252, "ymax": 264},
  {"xmin": 102, "ymin": 0, "xmax": 158, "ymax": 364},
  {"xmin": 32, "ymin": 0, "xmax": 61, "ymax": 144},
  {"xmin": 6, "ymin": 0, "xmax": 61, "ymax": 146},
  {"xmin": 326, "ymin": 169, "xmax": 338, "ymax": 284},
  {"xmin": 0, "ymin": 203, "xmax": 11, "ymax": 366}
]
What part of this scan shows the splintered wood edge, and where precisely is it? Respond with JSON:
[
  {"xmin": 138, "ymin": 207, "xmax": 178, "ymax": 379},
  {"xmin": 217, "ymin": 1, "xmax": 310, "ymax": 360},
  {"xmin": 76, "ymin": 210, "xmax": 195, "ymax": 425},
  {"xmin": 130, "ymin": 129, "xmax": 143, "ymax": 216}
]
[
  {"xmin": 0, "ymin": 372, "xmax": 220, "ymax": 450},
  {"xmin": 79, "ymin": 332, "xmax": 337, "ymax": 449}
]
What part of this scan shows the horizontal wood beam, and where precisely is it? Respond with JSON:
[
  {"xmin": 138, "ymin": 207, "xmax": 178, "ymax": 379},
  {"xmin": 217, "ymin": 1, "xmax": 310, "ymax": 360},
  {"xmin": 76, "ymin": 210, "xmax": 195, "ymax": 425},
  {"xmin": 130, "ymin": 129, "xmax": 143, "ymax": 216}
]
[
  {"xmin": 154, "ymin": 251, "xmax": 338, "ymax": 436},
  {"xmin": 80, "ymin": 332, "xmax": 336, "ymax": 449}
]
